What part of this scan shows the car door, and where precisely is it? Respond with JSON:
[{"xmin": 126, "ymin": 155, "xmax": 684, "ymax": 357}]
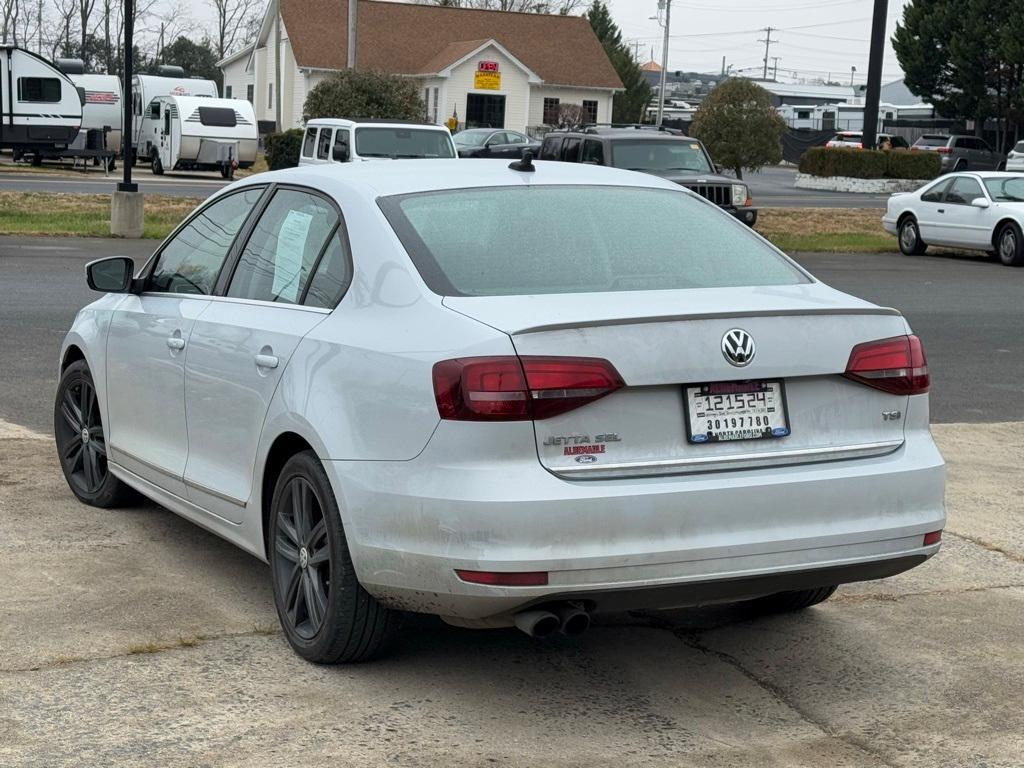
[
  {"xmin": 182, "ymin": 186, "xmax": 344, "ymax": 523},
  {"xmin": 915, "ymin": 177, "xmax": 953, "ymax": 243},
  {"xmin": 937, "ymin": 175, "xmax": 991, "ymax": 248},
  {"xmin": 104, "ymin": 186, "xmax": 266, "ymax": 496}
]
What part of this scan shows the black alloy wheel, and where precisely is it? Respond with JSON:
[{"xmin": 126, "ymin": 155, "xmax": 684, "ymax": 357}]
[{"xmin": 274, "ymin": 474, "xmax": 332, "ymax": 640}]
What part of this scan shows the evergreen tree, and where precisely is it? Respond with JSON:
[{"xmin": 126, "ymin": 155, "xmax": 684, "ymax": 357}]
[{"xmin": 585, "ymin": 1, "xmax": 651, "ymax": 123}]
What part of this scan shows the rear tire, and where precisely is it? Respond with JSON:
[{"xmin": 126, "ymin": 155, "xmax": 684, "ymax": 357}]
[
  {"xmin": 54, "ymin": 360, "xmax": 136, "ymax": 508},
  {"xmin": 269, "ymin": 450, "xmax": 400, "ymax": 663},
  {"xmin": 746, "ymin": 585, "xmax": 838, "ymax": 614},
  {"xmin": 996, "ymin": 221, "xmax": 1024, "ymax": 267},
  {"xmin": 151, "ymin": 153, "xmax": 164, "ymax": 175},
  {"xmin": 898, "ymin": 216, "xmax": 927, "ymax": 255}
]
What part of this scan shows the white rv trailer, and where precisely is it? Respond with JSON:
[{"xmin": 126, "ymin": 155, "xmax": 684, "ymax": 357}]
[
  {"xmin": 0, "ymin": 45, "xmax": 82, "ymax": 159},
  {"xmin": 68, "ymin": 73, "xmax": 123, "ymax": 154},
  {"xmin": 147, "ymin": 94, "xmax": 257, "ymax": 178},
  {"xmin": 131, "ymin": 68, "xmax": 217, "ymax": 159}
]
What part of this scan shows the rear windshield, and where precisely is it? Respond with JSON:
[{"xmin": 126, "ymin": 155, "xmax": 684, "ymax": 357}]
[
  {"xmin": 984, "ymin": 177, "xmax": 1024, "ymax": 202},
  {"xmin": 198, "ymin": 107, "xmax": 237, "ymax": 127},
  {"xmin": 354, "ymin": 127, "xmax": 455, "ymax": 159},
  {"xmin": 914, "ymin": 135, "xmax": 949, "ymax": 147},
  {"xmin": 380, "ymin": 186, "xmax": 807, "ymax": 297},
  {"xmin": 610, "ymin": 140, "xmax": 712, "ymax": 173}
]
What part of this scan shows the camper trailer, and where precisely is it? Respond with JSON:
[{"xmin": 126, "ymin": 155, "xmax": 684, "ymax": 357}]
[
  {"xmin": 131, "ymin": 67, "xmax": 218, "ymax": 160},
  {"xmin": 63, "ymin": 68, "xmax": 123, "ymax": 155},
  {"xmin": 0, "ymin": 45, "xmax": 82, "ymax": 161},
  {"xmin": 146, "ymin": 95, "xmax": 256, "ymax": 178}
]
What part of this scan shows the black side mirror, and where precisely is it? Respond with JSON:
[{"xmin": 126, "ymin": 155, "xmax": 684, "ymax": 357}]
[
  {"xmin": 86, "ymin": 256, "xmax": 136, "ymax": 293},
  {"xmin": 332, "ymin": 144, "xmax": 349, "ymax": 162}
]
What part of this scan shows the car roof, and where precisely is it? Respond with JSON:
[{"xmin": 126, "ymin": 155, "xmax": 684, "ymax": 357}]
[
  {"xmin": 547, "ymin": 129, "xmax": 693, "ymax": 142},
  {"xmin": 306, "ymin": 118, "xmax": 447, "ymax": 130},
  {"xmin": 239, "ymin": 158, "xmax": 682, "ymax": 199}
]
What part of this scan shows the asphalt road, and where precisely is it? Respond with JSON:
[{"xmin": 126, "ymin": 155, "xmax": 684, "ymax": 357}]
[
  {"xmin": 0, "ymin": 163, "xmax": 893, "ymax": 208},
  {"xmin": 1, "ymin": 235, "xmax": 1019, "ymax": 434}
]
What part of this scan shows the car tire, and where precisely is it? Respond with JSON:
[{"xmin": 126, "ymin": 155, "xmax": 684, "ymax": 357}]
[
  {"xmin": 746, "ymin": 585, "xmax": 838, "ymax": 614},
  {"xmin": 269, "ymin": 450, "xmax": 400, "ymax": 664},
  {"xmin": 898, "ymin": 217, "xmax": 927, "ymax": 255},
  {"xmin": 996, "ymin": 221, "xmax": 1024, "ymax": 267},
  {"xmin": 54, "ymin": 360, "xmax": 136, "ymax": 508},
  {"xmin": 151, "ymin": 154, "xmax": 164, "ymax": 175}
]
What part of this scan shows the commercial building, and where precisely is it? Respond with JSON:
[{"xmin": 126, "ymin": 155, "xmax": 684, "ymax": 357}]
[{"xmin": 217, "ymin": 0, "xmax": 622, "ymax": 135}]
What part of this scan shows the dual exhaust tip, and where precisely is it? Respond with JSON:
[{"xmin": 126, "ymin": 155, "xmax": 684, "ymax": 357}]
[{"xmin": 514, "ymin": 604, "xmax": 591, "ymax": 639}]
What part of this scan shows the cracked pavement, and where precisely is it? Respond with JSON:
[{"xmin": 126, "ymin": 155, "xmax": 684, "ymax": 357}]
[{"xmin": 2, "ymin": 419, "xmax": 1022, "ymax": 767}]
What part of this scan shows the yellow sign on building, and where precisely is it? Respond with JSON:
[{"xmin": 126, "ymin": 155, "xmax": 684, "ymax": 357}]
[{"xmin": 474, "ymin": 71, "xmax": 501, "ymax": 90}]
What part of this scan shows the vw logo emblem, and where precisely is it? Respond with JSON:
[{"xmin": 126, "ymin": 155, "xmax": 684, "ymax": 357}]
[{"xmin": 722, "ymin": 328, "xmax": 755, "ymax": 367}]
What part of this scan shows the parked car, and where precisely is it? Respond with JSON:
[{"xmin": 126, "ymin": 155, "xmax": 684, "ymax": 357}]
[
  {"xmin": 1006, "ymin": 140, "xmax": 1024, "ymax": 172},
  {"xmin": 910, "ymin": 134, "xmax": 1005, "ymax": 173},
  {"xmin": 298, "ymin": 118, "xmax": 456, "ymax": 165},
  {"xmin": 454, "ymin": 128, "xmax": 541, "ymax": 159},
  {"xmin": 539, "ymin": 127, "xmax": 757, "ymax": 225},
  {"xmin": 882, "ymin": 171, "xmax": 1024, "ymax": 266},
  {"xmin": 825, "ymin": 131, "xmax": 909, "ymax": 149},
  {"xmin": 58, "ymin": 159, "xmax": 945, "ymax": 663}
]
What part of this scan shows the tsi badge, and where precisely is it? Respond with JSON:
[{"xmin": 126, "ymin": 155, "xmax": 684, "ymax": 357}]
[{"xmin": 882, "ymin": 410, "xmax": 902, "ymax": 422}]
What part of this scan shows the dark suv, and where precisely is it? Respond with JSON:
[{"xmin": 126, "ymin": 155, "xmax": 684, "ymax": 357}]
[{"xmin": 538, "ymin": 127, "xmax": 757, "ymax": 225}]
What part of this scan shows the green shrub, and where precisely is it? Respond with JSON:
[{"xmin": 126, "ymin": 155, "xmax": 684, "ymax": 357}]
[
  {"xmin": 799, "ymin": 147, "xmax": 888, "ymax": 178},
  {"xmin": 265, "ymin": 129, "xmax": 304, "ymax": 170},
  {"xmin": 885, "ymin": 149, "xmax": 941, "ymax": 179},
  {"xmin": 303, "ymin": 69, "xmax": 424, "ymax": 123}
]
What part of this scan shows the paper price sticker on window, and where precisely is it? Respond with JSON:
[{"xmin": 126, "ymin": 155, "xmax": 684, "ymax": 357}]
[
  {"xmin": 473, "ymin": 71, "xmax": 501, "ymax": 90},
  {"xmin": 273, "ymin": 209, "xmax": 313, "ymax": 302}
]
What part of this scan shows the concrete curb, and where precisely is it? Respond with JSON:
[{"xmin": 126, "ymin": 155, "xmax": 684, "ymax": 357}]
[{"xmin": 795, "ymin": 173, "xmax": 930, "ymax": 194}]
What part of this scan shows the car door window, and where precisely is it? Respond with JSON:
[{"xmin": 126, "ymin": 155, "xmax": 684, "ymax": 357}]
[
  {"xmin": 921, "ymin": 179, "xmax": 952, "ymax": 203},
  {"xmin": 302, "ymin": 127, "xmax": 317, "ymax": 158},
  {"xmin": 317, "ymin": 128, "xmax": 332, "ymax": 160},
  {"xmin": 540, "ymin": 137, "xmax": 562, "ymax": 160},
  {"xmin": 148, "ymin": 187, "xmax": 265, "ymax": 295},
  {"xmin": 304, "ymin": 231, "xmax": 352, "ymax": 309},
  {"xmin": 561, "ymin": 137, "xmax": 581, "ymax": 162},
  {"xmin": 581, "ymin": 139, "xmax": 605, "ymax": 164},
  {"xmin": 944, "ymin": 177, "xmax": 984, "ymax": 205},
  {"xmin": 333, "ymin": 128, "xmax": 349, "ymax": 160},
  {"xmin": 227, "ymin": 189, "xmax": 339, "ymax": 304},
  {"xmin": 487, "ymin": 132, "xmax": 508, "ymax": 146},
  {"xmin": 507, "ymin": 132, "xmax": 528, "ymax": 145}
]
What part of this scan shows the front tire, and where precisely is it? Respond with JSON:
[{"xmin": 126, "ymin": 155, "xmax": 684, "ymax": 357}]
[
  {"xmin": 898, "ymin": 216, "xmax": 927, "ymax": 255},
  {"xmin": 269, "ymin": 450, "xmax": 399, "ymax": 663},
  {"xmin": 54, "ymin": 360, "xmax": 135, "ymax": 508},
  {"xmin": 747, "ymin": 585, "xmax": 838, "ymax": 614},
  {"xmin": 151, "ymin": 153, "xmax": 164, "ymax": 175},
  {"xmin": 996, "ymin": 221, "xmax": 1024, "ymax": 267}
]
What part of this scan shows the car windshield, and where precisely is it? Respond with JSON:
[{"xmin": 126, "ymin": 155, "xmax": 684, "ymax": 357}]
[
  {"xmin": 354, "ymin": 127, "xmax": 455, "ymax": 159},
  {"xmin": 915, "ymin": 136, "xmax": 949, "ymax": 147},
  {"xmin": 1015, "ymin": 141, "xmax": 1024, "ymax": 152},
  {"xmin": 984, "ymin": 177, "xmax": 1024, "ymax": 202},
  {"xmin": 609, "ymin": 140, "xmax": 713, "ymax": 173},
  {"xmin": 380, "ymin": 185, "xmax": 807, "ymax": 297},
  {"xmin": 454, "ymin": 131, "xmax": 488, "ymax": 147}
]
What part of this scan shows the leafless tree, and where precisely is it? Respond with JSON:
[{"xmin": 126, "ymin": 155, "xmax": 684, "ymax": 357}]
[
  {"xmin": 52, "ymin": 0, "xmax": 77, "ymax": 57},
  {"xmin": 78, "ymin": 0, "xmax": 96, "ymax": 53},
  {"xmin": 1, "ymin": 0, "xmax": 20, "ymax": 44},
  {"xmin": 421, "ymin": 0, "xmax": 585, "ymax": 13},
  {"xmin": 557, "ymin": 102, "xmax": 585, "ymax": 129},
  {"xmin": 209, "ymin": 0, "xmax": 259, "ymax": 59}
]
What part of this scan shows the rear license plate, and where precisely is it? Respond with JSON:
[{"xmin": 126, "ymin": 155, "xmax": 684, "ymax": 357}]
[{"xmin": 685, "ymin": 380, "xmax": 790, "ymax": 443}]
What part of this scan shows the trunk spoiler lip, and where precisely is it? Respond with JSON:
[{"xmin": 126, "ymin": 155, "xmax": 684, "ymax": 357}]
[{"xmin": 442, "ymin": 304, "xmax": 903, "ymax": 336}]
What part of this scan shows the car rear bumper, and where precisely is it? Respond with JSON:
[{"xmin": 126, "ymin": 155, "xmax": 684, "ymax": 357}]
[{"xmin": 326, "ymin": 414, "xmax": 945, "ymax": 625}]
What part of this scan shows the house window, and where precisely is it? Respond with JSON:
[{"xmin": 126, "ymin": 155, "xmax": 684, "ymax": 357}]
[
  {"xmin": 796, "ymin": 110, "xmax": 811, "ymax": 120},
  {"xmin": 432, "ymin": 87, "xmax": 439, "ymax": 123},
  {"xmin": 225, "ymin": 85, "xmax": 233, "ymax": 99},
  {"xmin": 424, "ymin": 87, "xmax": 430, "ymax": 121},
  {"xmin": 246, "ymin": 84, "xmax": 254, "ymax": 103},
  {"xmin": 268, "ymin": 83, "xmax": 273, "ymax": 110},
  {"xmin": 582, "ymin": 100, "xmax": 598, "ymax": 125},
  {"xmin": 542, "ymin": 97, "xmax": 560, "ymax": 125},
  {"xmin": 18, "ymin": 77, "xmax": 61, "ymax": 103}
]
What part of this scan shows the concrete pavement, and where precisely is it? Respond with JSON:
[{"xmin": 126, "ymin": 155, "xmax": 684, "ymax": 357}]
[{"xmin": 1, "ymin": 419, "xmax": 1021, "ymax": 767}]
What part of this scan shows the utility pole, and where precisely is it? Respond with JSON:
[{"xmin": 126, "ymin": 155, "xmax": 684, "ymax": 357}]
[
  {"xmin": 120, "ymin": 0, "xmax": 135, "ymax": 193},
  {"xmin": 656, "ymin": 0, "xmax": 672, "ymax": 127},
  {"xmin": 771, "ymin": 56, "xmax": 781, "ymax": 81},
  {"xmin": 758, "ymin": 27, "xmax": 775, "ymax": 81},
  {"xmin": 721, "ymin": 56, "xmax": 726, "ymax": 77},
  {"xmin": 347, "ymin": 0, "xmax": 357, "ymax": 69},
  {"xmin": 850, "ymin": 65, "xmax": 856, "ymax": 87},
  {"xmin": 861, "ymin": 0, "xmax": 887, "ymax": 149}
]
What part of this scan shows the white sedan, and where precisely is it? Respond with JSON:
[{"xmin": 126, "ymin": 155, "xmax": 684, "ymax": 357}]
[
  {"xmin": 882, "ymin": 172, "xmax": 1024, "ymax": 266},
  {"xmin": 57, "ymin": 159, "xmax": 945, "ymax": 663}
]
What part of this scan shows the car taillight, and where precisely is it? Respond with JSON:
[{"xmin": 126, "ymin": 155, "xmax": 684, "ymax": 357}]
[
  {"xmin": 936, "ymin": 147, "xmax": 952, "ymax": 154},
  {"xmin": 844, "ymin": 335, "xmax": 929, "ymax": 395},
  {"xmin": 432, "ymin": 356, "xmax": 624, "ymax": 421}
]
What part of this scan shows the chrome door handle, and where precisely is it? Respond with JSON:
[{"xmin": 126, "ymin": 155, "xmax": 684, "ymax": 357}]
[
  {"xmin": 166, "ymin": 337, "xmax": 185, "ymax": 351},
  {"xmin": 937, "ymin": 209, "xmax": 945, "ymax": 214},
  {"xmin": 255, "ymin": 354, "xmax": 279, "ymax": 369}
]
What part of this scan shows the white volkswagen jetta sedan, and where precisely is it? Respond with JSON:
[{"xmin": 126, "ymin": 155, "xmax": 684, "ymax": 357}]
[
  {"xmin": 57, "ymin": 159, "xmax": 945, "ymax": 663},
  {"xmin": 882, "ymin": 171, "xmax": 1024, "ymax": 266}
]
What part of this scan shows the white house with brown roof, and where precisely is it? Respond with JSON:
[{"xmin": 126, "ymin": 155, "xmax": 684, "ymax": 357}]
[{"xmin": 217, "ymin": 0, "xmax": 622, "ymax": 135}]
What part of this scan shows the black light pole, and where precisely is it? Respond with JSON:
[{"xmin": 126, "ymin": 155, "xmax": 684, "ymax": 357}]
[
  {"xmin": 119, "ymin": 0, "xmax": 137, "ymax": 192},
  {"xmin": 861, "ymin": 0, "xmax": 888, "ymax": 150}
]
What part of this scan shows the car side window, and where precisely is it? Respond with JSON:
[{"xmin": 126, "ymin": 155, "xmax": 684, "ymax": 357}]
[
  {"xmin": 892, "ymin": 136, "xmax": 909, "ymax": 149},
  {"xmin": 148, "ymin": 187, "xmax": 265, "ymax": 295},
  {"xmin": 333, "ymin": 128, "xmax": 349, "ymax": 160},
  {"xmin": 581, "ymin": 139, "xmax": 604, "ymax": 164},
  {"xmin": 302, "ymin": 127, "xmax": 317, "ymax": 158},
  {"xmin": 487, "ymin": 132, "xmax": 507, "ymax": 146},
  {"xmin": 944, "ymin": 177, "xmax": 984, "ymax": 205},
  {"xmin": 303, "ymin": 231, "xmax": 352, "ymax": 309},
  {"xmin": 920, "ymin": 179, "xmax": 951, "ymax": 203},
  {"xmin": 317, "ymin": 128, "xmax": 332, "ymax": 160},
  {"xmin": 561, "ymin": 137, "xmax": 581, "ymax": 162},
  {"xmin": 227, "ymin": 189, "xmax": 339, "ymax": 304},
  {"xmin": 507, "ymin": 132, "xmax": 528, "ymax": 145},
  {"xmin": 540, "ymin": 137, "xmax": 561, "ymax": 160}
]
